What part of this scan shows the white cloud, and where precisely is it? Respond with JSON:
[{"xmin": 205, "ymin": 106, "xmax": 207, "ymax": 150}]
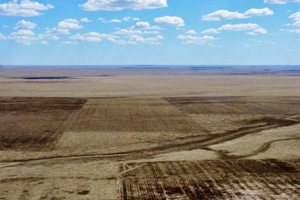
[
  {"xmin": 127, "ymin": 34, "xmax": 163, "ymax": 45},
  {"xmin": 0, "ymin": 32, "xmax": 6, "ymax": 40},
  {"xmin": 288, "ymin": 29, "xmax": 300, "ymax": 33},
  {"xmin": 218, "ymin": 23, "xmax": 260, "ymax": 31},
  {"xmin": 154, "ymin": 16, "xmax": 185, "ymax": 26},
  {"xmin": 247, "ymin": 28, "xmax": 268, "ymax": 35},
  {"xmin": 114, "ymin": 29, "xmax": 143, "ymax": 35},
  {"xmin": 202, "ymin": 8, "xmax": 273, "ymax": 21},
  {"xmin": 132, "ymin": 17, "xmax": 140, "ymax": 21},
  {"xmin": 122, "ymin": 16, "xmax": 131, "ymax": 21},
  {"xmin": 201, "ymin": 28, "xmax": 220, "ymax": 34},
  {"xmin": 177, "ymin": 35, "xmax": 217, "ymax": 45},
  {"xmin": 40, "ymin": 41, "xmax": 48, "ymax": 45},
  {"xmin": 98, "ymin": 17, "xmax": 105, "ymax": 22},
  {"xmin": 217, "ymin": 23, "xmax": 267, "ymax": 35},
  {"xmin": 41, "ymin": 18, "xmax": 85, "ymax": 41},
  {"xmin": 46, "ymin": 27, "xmax": 70, "ymax": 35},
  {"xmin": 202, "ymin": 10, "xmax": 247, "ymax": 21},
  {"xmin": 110, "ymin": 19, "xmax": 122, "ymax": 23},
  {"xmin": 185, "ymin": 29, "xmax": 196, "ymax": 34},
  {"xmin": 146, "ymin": 31, "xmax": 160, "ymax": 35},
  {"xmin": 40, "ymin": 26, "xmax": 72, "ymax": 41},
  {"xmin": 58, "ymin": 19, "xmax": 83, "ymax": 29},
  {"xmin": 80, "ymin": 17, "xmax": 92, "ymax": 23},
  {"xmin": 0, "ymin": 0, "xmax": 53, "ymax": 17},
  {"xmin": 63, "ymin": 41, "xmax": 73, "ymax": 45},
  {"xmin": 114, "ymin": 28, "xmax": 159, "ymax": 35},
  {"xmin": 99, "ymin": 17, "xmax": 122, "ymax": 23},
  {"xmin": 264, "ymin": 0, "xmax": 300, "ymax": 4},
  {"xmin": 244, "ymin": 8, "xmax": 274, "ymax": 16},
  {"xmin": 134, "ymin": 21, "xmax": 151, "ymax": 29},
  {"xmin": 132, "ymin": 21, "xmax": 160, "ymax": 30},
  {"xmin": 80, "ymin": 0, "xmax": 167, "ymax": 11},
  {"xmin": 69, "ymin": 32, "xmax": 118, "ymax": 42},
  {"xmin": 9, "ymin": 29, "xmax": 37, "ymax": 45},
  {"xmin": 289, "ymin": 12, "xmax": 300, "ymax": 27},
  {"xmin": 15, "ymin": 20, "xmax": 36, "ymax": 30}
]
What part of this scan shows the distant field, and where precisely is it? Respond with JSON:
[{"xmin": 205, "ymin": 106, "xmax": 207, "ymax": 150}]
[
  {"xmin": 166, "ymin": 96, "xmax": 300, "ymax": 115},
  {"xmin": 64, "ymin": 98, "xmax": 202, "ymax": 133}
]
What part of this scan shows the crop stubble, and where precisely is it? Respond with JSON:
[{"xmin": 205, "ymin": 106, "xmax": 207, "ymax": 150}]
[
  {"xmin": 119, "ymin": 159, "xmax": 300, "ymax": 200},
  {"xmin": 0, "ymin": 97, "xmax": 86, "ymax": 150},
  {"xmin": 63, "ymin": 98, "xmax": 203, "ymax": 133}
]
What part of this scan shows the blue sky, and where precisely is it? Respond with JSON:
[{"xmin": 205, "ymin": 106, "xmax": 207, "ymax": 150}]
[{"xmin": 0, "ymin": 0, "xmax": 299, "ymax": 65}]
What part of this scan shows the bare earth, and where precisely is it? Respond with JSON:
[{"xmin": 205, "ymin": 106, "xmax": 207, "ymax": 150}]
[{"xmin": 0, "ymin": 66, "xmax": 299, "ymax": 200}]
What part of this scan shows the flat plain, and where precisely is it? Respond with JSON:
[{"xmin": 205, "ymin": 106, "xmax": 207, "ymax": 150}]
[{"xmin": 0, "ymin": 66, "xmax": 299, "ymax": 199}]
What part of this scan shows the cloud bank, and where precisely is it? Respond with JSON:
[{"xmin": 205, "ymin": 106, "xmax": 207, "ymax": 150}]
[{"xmin": 80, "ymin": 0, "xmax": 167, "ymax": 11}]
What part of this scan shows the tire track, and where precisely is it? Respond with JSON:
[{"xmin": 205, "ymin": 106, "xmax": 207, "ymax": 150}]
[
  {"xmin": 0, "ymin": 118, "xmax": 299, "ymax": 166},
  {"xmin": 208, "ymin": 137, "xmax": 300, "ymax": 160}
]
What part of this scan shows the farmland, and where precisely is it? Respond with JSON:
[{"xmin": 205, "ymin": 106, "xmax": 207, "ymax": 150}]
[{"xmin": 0, "ymin": 66, "xmax": 300, "ymax": 199}]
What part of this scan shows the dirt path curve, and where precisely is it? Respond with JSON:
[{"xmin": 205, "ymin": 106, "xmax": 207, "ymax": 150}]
[
  {"xmin": 207, "ymin": 137, "xmax": 300, "ymax": 159},
  {"xmin": 0, "ymin": 118, "xmax": 299, "ymax": 167}
]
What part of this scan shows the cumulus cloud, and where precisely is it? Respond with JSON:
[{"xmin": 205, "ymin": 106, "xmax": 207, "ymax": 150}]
[
  {"xmin": 132, "ymin": 17, "xmax": 140, "ymax": 21},
  {"xmin": 289, "ymin": 12, "xmax": 300, "ymax": 27},
  {"xmin": 154, "ymin": 16, "xmax": 185, "ymax": 26},
  {"xmin": 288, "ymin": 29, "xmax": 300, "ymax": 33},
  {"xmin": 247, "ymin": 28, "xmax": 268, "ymax": 35},
  {"xmin": 70, "ymin": 32, "xmax": 107, "ymax": 42},
  {"xmin": 185, "ymin": 30, "xmax": 196, "ymax": 34},
  {"xmin": 0, "ymin": 0, "xmax": 53, "ymax": 17},
  {"xmin": 132, "ymin": 21, "xmax": 160, "ymax": 30},
  {"xmin": 177, "ymin": 35, "xmax": 217, "ymax": 45},
  {"xmin": 40, "ymin": 41, "xmax": 48, "ymax": 45},
  {"xmin": 68, "ymin": 31, "xmax": 158, "ymax": 45},
  {"xmin": 80, "ymin": 17, "xmax": 92, "ymax": 23},
  {"xmin": 69, "ymin": 32, "xmax": 120, "ymax": 43},
  {"xmin": 41, "ymin": 19, "xmax": 84, "ymax": 41},
  {"xmin": 80, "ymin": 0, "xmax": 167, "ymax": 11},
  {"xmin": 202, "ymin": 10, "xmax": 247, "ymax": 21},
  {"xmin": 127, "ymin": 34, "xmax": 163, "ymax": 45},
  {"xmin": 58, "ymin": 19, "xmax": 83, "ymax": 29},
  {"xmin": 114, "ymin": 29, "xmax": 143, "ymax": 35},
  {"xmin": 15, "ymin": 20, "xmax": 36, "ymax": 30},
  {"xmin": 110, "ymin": 19, "xmax": 122, "ymax": 23},
  {"xmin": 8, "ymin": 29, "xmax": 37, "ymax": 45},
  {"xmin": 122, "ymin": 16, "xmax": 131, "ymax": 21},
  {"xmin": 202, "ymin": 8, "xmax": 273, "ymax": 21},
  {"xmin": 264, "ymin": 0, "xmax": 300, "ymax": 4},
  {"xmin": 45, "ymin": 27, "xmax": 70, "ymax": 36},
  {"xmin": 218, "ymin": 23, "xmax": 260, "ymax": 31},
  {"xmin": 99, "ymin": 17, "xmax": 122, "ymax": 23},
  {"xmin": 244, "ymin": 8, "xmax": 274, "ymax": 16},
  {"xmin": 0, "ymin": 32, "xmax": 6, "ymax": 40},
  {"xmin": 63, "ymin": 41, "xmax": 74, "ymax": 45},
  {"xmin": 201, "ymin": 28, "xmax": 220, "ymax": 34},
  {"xmin": 217, "ymin": 23, "xmax": 267, "ymax": 35},
  {"xmin": 114, "ymin": 28, "xmax": 159, "ymax": 35}
]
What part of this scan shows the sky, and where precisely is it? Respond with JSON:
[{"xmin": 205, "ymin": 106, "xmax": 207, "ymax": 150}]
[{"xmin": 0, "ymin": 0, "xmax": 299, "ymax": 65}]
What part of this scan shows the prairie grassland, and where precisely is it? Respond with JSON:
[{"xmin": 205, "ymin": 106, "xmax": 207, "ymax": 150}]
[{"xmin": 0, "ymin": 67, "xmax": 300, "ymax": 199}]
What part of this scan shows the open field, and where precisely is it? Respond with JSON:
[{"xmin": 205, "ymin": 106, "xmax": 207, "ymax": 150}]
[
  {"xmin": 120, "ymin": 160, "xmax": 300, "ymax": 199},
  {"xmin": 0, "ymin": 66, "xmax": 300, "ymax": 199},
  {"xmin": 0, "ymin": 97, "xmax": 86, "ymax": 150}
]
